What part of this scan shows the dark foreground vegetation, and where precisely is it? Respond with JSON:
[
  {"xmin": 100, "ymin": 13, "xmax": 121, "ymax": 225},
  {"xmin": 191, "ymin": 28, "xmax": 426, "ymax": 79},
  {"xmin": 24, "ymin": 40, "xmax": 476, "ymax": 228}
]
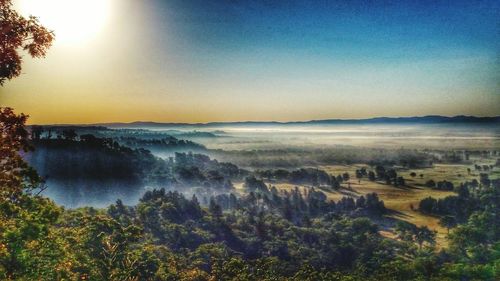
[{"xmin": 1, "ymin": 107, "xmax": 499, "ymax": 281}]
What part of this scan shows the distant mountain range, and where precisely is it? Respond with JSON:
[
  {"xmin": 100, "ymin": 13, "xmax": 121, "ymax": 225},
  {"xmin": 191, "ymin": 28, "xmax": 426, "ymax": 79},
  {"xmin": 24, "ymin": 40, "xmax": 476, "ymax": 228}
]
[{"xmin": 92, "ymin": 115, "xmax": 500, "ymax": 128}]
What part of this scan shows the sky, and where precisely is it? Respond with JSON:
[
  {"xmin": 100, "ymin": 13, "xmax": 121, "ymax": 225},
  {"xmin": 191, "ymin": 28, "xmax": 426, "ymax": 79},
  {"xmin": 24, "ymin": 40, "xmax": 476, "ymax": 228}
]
[{"xmin": 1, "ymin": 0, "xmax": 499, "ymax": 124}]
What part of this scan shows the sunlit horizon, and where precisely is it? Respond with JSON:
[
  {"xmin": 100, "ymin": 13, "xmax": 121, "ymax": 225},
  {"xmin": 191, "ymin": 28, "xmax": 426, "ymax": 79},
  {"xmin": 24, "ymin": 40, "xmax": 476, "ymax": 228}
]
[{"xmin": 1, "ymin": 0, "xmax": 499, "ymax": 124}]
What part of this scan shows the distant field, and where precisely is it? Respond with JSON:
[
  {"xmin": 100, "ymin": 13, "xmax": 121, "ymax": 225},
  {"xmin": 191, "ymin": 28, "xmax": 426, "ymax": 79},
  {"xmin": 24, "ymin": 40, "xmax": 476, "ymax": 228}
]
[
  {"xmin": 268, "ymin": 179, "xmax": 453, "ymax": 247},
  {"xmin": 235, "ymin": 162, "xmax": 499, "ymax": 248},
  {"xmin": 321, "ymin": 163, "xmax": 498, "ymax": 247}
]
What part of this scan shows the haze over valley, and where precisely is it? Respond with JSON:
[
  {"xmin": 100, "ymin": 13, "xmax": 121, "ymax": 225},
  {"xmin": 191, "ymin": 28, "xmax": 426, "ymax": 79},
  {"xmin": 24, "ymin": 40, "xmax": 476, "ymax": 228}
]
[{"xmin": 2, "ymin": 0, "xmax": 499, "ymax": 280}]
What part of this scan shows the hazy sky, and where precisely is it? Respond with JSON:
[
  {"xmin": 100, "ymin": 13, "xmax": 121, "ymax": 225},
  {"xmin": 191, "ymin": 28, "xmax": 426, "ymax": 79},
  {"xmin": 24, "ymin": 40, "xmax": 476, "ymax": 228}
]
[{"xmin": 1, "ymin": 0, "xmax": 499, "ymax": 124}]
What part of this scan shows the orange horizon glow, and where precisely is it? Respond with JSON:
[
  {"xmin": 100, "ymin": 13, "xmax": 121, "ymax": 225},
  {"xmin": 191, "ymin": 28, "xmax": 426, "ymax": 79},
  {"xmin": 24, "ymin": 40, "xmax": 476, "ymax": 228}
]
[{"xmin": 1, "ymin": 1, "xmax": 499, "ymax": 125}]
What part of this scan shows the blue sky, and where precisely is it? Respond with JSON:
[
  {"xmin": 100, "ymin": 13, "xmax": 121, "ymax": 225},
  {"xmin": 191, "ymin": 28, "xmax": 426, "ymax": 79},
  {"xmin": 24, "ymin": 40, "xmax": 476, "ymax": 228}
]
[{"xmin": 3, "ymin": 0, "xmax": 499, "ymax": 123}]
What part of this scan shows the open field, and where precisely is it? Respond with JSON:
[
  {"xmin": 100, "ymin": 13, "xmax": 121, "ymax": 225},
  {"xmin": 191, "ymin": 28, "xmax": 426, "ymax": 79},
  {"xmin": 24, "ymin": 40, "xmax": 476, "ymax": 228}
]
[
  {"xmin": 321, "ymin": 163, "xmax": 498, "ymax": 247},
  {"xmin": 236, "ymin": 163, "xmax": 499, "ymax": 248},
  {"xmin": 320, "ymin": 163, "xmax": 500, "ymax": 185},
  {"xmin": 269, "ymin": 180, "xmax": 454, "ymax": 247}
]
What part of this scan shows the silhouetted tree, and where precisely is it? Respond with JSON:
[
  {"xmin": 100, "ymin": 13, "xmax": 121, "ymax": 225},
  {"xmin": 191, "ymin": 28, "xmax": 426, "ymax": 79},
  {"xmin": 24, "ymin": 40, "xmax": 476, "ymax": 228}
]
[
  {"xmin": 425, "ymin": 179, "xmax": 436, "ymax": 188},
  {"xmin": 375, "ymin": 165, "xmax": 386, "ymax": 179},
  {"xmin": 0, "ymin": 107, "xmax": 42, "ymax": 197},
  {"xmin": 30, "ymin": 125, "xmax": 43, "ymax": 140},
  {"xmin": 395, "ymin": 176, "xmax": 405, "ymax": 187},
  {"xmin": 440, "ymin": 216, "xmax": 456, "ymax": 234},
  {"xmin": 0, "ymin": 0, "xmax": 54, "ymax": 85},
  {"xmin": 355, "ymin": 169, "xmax": 363, "ymax": 183},
  {"xmin": 342, "ymin": 172, "xmax": 350, "ymax": 182},
  {"xmin": 368, "ymin": 171, "xmax": 376, "ymax": 181},
  {"xmin": 61, "ymin": 129, "xmax": 78, "ymax": 140}
]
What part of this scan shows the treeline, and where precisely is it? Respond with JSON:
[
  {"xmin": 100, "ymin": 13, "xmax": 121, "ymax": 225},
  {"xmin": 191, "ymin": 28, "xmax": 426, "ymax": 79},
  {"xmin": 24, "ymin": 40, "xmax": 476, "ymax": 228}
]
[
  {"xmin": 369, "ymin": 166, "xmax": 406, "ymax": 186},
  {"xmin": 31, "ymin": 125, "xmax": 208, "ymax": 152},
  {"xmin": 214, "ymin": 181, "xmax": 386, "ymax": 223},
  {"xmin": 255, "ymin": 168, "xmax": 335, "ymax": 187},
  {"xmin": 118, "ymin": 136, "xmax": 206, "ymax": 152},
  {"xmin": 423, "ymin": 174, "xmax": 493, "ymax": 191},
  {"xmin": 26, "ymin": 135, "xmax": 247, "ymax": 206},
  {"xmin": 209, "ymin": 147, "xmax": 433, "ymax": 169},
  {"xmin": 419, "ymin": 178, "xmax": 499, "ymax": 226},
  {"xmin": 30, "ymin": 135, "xmax": 156, "ymax": 182},
  {"xmin": 30, "ymin": 134, "xmax": 246, "ymax": 189},
  {"xmin": 254, "ymin": 166, "xmax": 407, "ymax": 189}
]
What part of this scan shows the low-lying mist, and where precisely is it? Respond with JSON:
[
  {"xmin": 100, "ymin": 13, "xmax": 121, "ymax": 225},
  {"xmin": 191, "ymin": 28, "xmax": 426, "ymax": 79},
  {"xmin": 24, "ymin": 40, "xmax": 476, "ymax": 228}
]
[
  {"xmin": 26, "ymin": 122, "xmax": 499, "ymax": 208},
  {"xmin": 178, "ymin": 123, "xmax": 500, "ymax": 150}
]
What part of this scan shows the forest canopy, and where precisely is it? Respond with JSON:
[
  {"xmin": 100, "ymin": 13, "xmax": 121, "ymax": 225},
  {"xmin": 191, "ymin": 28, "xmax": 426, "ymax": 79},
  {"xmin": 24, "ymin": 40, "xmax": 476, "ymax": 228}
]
[{"xmin": 1, "ymin": 0, "xmax": 499, "ymax": 280}]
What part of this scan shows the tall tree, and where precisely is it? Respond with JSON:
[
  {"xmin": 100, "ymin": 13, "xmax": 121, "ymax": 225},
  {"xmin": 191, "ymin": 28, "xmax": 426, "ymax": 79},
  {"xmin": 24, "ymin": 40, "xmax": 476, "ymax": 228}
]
[
  {"xmin": 1, "ymin": 0, "xmax": 54, "ymax": 195},
  {"xmin": 0, "ymin": 107, "xmax": 41, "ymax": 197},
  {"xmin": 0, "ymin": 2, "xmax": 56, "ymax": 279},
  {"xmin": 440, "ymin": 215, "xmax": 456, "ymax": 234}
]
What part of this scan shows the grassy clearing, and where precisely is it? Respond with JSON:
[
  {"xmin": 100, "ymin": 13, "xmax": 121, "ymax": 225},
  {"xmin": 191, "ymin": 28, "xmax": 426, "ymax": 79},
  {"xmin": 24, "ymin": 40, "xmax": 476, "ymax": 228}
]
[
  {"xmin": 235, "ymin": 162, "xmax": 498, "ymax": 248},
  {"xmin": 270, "ymin": 179, "xmax": 453, "ymax": 247},
  {"xmin": 320, "ymin": 164, "xmax": 497, "ymax": 247},
  {"xmin": 322, "ymin": 163, "xmax": 498, "ymax": 247}
]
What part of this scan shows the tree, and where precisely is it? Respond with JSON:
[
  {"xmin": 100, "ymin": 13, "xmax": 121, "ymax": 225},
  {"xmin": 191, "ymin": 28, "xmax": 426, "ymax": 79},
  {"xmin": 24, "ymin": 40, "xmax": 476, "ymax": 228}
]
[
  {"xmin": 1, "ymin": 0, "xmax": 53, "ymax": 198},
  {"xmin": 355, "ymin": 169, "xmax": 363, "ymax": 183},
  {"xmin": 0, "ymin": 107, "xmax": 42, "ymax": 198},
  {"xmin": 342, "ymin": 172, "xmax": 350, "ymax": 182},
  {"xmin": 61, "ymin": 129, "xmax": 78, "ymax": 140},
  {"xmin": 368, "ymin": 171, "xmax": 376, "ymax": 181},
  {"xmin": 355, "ymin": 196, "xmax": 366, "ymax": 208},
  {"xmin": 425, "ymin": 179, "xmax": 436, "ymax": 188},
  {"xmin": 419, "ymin": 197, "xmax": 437, "ymax": 214},
  {"xmin": 479, "ymin": 173, "xmax": 490, "ymax": 187},
  {"xmin": 440, "ymin": 216, "xmax": 456, "ymax": 234},
  {"xmin": 0, "ymin": 0, "xmax": 54, "ymax": 85},
  {"xmin": 336, "ymin": 174, "xmax": 343, "ymax": 184},
  {"xmin": 395, "ymin": 222, "xmax": 436, "ymax": 250},
  {"xmin": 0, "ymin": 111, "xmax": 65, "ymax": 280},
  {"xmin": 375, "ymin": 165, "xmax": 386, "ymax": 179},
  {"xmin": 0, "ymin": 3, "xmax": 56, "ymax": 279},
  {"xmin": 243, "ymin": 176, "xmax": 268, "ymax": 193},
  {"xmin": 395, "ymin": 221, "xmax": 416, "ymax": 242},
  {"xmin": 30, "ymin": 125, "xmax": 43, "ymax": 140},
  {"xmin": 395, "ymin": 176, "xmax": 405, "ymax": 187},
  {"xmin": 414, "ymin": 226, "xmax": 436, "ymax": 249},
  {"xmin": 209, "ymin": 198, "xmax": 222, "ymax": 219},
  {"xmin": 330, "ymin": 177, "xmax": 340, "ymax": 189}
]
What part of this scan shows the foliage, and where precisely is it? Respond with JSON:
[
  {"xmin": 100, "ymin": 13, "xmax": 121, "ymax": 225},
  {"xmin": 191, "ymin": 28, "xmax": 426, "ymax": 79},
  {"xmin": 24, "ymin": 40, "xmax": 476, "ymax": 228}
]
[
  {"xmin": 0, "ymin": 0, "xmax": 54, "ymax": 85},
  {"xmin": 0, "ymin": 9, "xmax": 498, "ymax": 274},
  {"xmin": 1, "ymin": 108, "xmax": 499, "ymax": 280}
]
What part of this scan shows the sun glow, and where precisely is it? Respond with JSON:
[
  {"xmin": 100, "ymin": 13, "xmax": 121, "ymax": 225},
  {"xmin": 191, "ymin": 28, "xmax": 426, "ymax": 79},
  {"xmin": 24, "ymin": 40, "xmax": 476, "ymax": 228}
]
[{"xmin": 16, "ymin": 0, "xmax": 112, "ymax": 45}]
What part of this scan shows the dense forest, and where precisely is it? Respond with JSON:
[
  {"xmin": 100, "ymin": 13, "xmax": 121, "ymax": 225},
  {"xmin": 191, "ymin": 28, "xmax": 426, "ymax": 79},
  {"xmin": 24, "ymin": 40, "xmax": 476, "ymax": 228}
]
[
  {"xmin": 1, "ymin": 109, "xmax": 499, "ymax": 280},
  {"xmin": 27, "ymin": 133, "xmax": 244, "ymax": 207}
]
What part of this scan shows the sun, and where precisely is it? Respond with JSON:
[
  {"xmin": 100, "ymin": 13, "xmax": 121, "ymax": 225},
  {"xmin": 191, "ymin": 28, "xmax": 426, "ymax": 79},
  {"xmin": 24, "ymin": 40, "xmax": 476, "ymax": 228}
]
[{"xmin": 15, "ymin": 0, "xmax": 112, "ymax": 45}]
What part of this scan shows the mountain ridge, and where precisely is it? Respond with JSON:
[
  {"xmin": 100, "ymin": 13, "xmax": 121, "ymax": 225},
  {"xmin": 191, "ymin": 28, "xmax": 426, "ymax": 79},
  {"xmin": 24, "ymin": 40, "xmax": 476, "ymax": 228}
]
[{"xmin": 68, "ymin": 115, "xmax": 500, "ymax": 128}]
